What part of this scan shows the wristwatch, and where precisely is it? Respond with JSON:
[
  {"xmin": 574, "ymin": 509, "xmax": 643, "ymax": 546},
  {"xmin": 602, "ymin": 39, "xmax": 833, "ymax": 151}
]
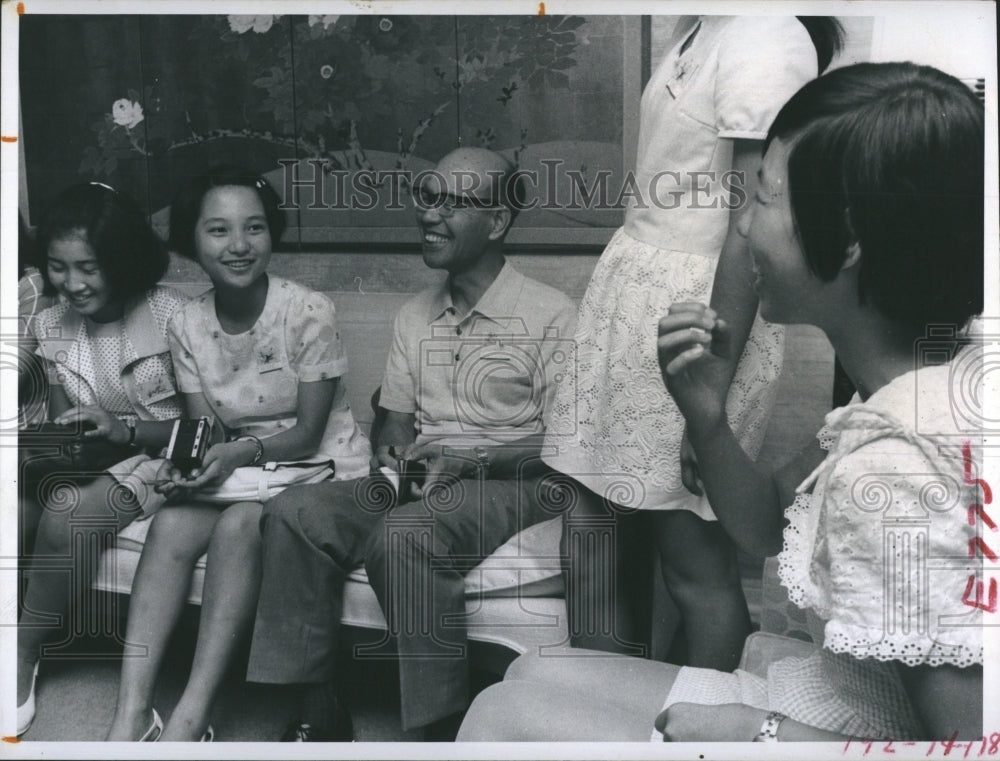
[
  {"xmin": 473, "ymin": 445, "xmax": 491, "ymax": 478},
  {"xmin": 753, "ymin": 711, "xmax": 787, "ymax": 742}
]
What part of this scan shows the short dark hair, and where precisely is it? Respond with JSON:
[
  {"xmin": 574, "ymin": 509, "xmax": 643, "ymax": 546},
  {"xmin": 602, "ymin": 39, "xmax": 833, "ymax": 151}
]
[
  {"xmin": 168, "ymin": 165, "xmax": 286, "ymax": 260},
  {"xmin": 36, "ymin": 183, "xmax": 168, "ymax": 301},
  {"xmin": 795, "ymin": 17, "xmax": 845, "ymax": 74},
  {"xmin": 767, "ymin": 62, "xmax": 984, "ymax": 332}
]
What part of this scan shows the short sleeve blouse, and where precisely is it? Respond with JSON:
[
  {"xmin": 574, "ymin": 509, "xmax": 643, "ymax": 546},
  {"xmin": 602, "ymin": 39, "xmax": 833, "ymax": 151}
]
[
  {"xmin": 778, "ymin": 354, "xmax": 985, "ymax": 670},
  {"xmin": 167, "ymin": 276, "xmax": 367, "ymax": 469},
  {"xmin": 31, "ymin": 286, "xmax": 185, "ymax": 422},
  {"xmin": 625, "ymin": 15, "xmax": 818, "ymax": 254}
]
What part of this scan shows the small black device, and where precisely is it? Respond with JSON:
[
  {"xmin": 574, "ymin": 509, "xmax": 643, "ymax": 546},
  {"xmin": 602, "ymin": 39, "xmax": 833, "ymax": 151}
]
[
  {"xmin": 397, "ymin": 457, "xmax": 428, "ymax": 498},
  {"xmin": 388, "ymin": 446, "xmax": 427, "ymax": 499},
  {"xmin": 166, "ymin": 417, "xmax": 213, "ymax": 477}
]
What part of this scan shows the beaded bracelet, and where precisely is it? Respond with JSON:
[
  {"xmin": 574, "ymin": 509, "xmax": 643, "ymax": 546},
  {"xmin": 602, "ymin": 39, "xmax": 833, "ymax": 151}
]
[{"xmin": 235, "ymin": 435, "xmax": 264, "ymax": 466}]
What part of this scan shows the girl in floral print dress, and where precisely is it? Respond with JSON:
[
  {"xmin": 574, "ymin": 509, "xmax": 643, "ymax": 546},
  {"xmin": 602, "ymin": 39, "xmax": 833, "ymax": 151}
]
[{"xmin": 106, "ymin": 166, "xmax": 369, "ymax": 741}]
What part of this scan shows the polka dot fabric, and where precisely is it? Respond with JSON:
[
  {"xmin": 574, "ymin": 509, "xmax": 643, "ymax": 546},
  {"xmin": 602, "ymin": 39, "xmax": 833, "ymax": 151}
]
[
  {"xmin": 31, "ymin": 286, "xmax": 185, "ymax": 422},
  {"xmin": 87, "ymin": 319, "xmax": 134, "ymax": 417}
]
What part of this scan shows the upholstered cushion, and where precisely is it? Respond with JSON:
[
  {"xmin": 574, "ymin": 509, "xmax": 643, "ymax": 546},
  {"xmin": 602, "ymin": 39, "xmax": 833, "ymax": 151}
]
[
  {"xmin": 759, "ymin": 555, "xmax": 812, "ymax": 642},
  {"xmin": 738, "ymin": 631, "xmax": 818, "ymax": 678},
  {"xmin": 106, "ymin": 514, "xmax": 565, "ymax": 602}
]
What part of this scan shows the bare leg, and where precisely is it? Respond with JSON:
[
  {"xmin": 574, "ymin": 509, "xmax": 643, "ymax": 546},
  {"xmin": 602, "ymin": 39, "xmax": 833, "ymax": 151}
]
[
  {"xmin": 561, "ymin": 484, "xmax": 652, "ymax": 655},
  {"xmin": 18, "ymin": 476, "xmax": 142, "ymax": 707},
  {"xmin": 459, "ymin": 648, "xmax": 679, "ymax": 740},
  {"xmin": 18, "ymin": 445, "xmax": 49, "ymax": 558},
  {"xmin": 105, "ymin": 504, "xmax": 220, "ymax": 741},
  {"xmin": 19, "ymin": 494, "xmax": 42, "ymax": 561},
  {"xmin": 652, "ymin": 510, "xmax": 750, "ymax": 670},
  {"xmin": 162, "ymin": 502, "xmax": 263, "ymax": 741}
]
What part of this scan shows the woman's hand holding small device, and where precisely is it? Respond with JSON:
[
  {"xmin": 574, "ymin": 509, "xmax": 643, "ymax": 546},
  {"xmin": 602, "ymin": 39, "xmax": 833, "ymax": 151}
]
[
  {"xmin": 371, "ymin": 445, "xmax": 397, "ymax": 473},
  {"xmin": 155, "ymin": 438, "xmax": 258, "ymax": 499}
]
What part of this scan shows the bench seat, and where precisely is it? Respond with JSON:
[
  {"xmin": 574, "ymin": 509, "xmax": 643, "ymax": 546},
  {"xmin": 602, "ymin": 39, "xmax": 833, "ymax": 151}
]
[{"xmin": 94, "ymin": 514, "xmax": 572, "ymax": 657}]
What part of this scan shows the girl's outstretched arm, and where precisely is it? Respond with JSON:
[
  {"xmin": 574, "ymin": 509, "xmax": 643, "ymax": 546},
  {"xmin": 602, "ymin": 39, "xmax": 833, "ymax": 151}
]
[{"xmin": 657, "ymin": 662, "xmax": 983, "ymax": 741}]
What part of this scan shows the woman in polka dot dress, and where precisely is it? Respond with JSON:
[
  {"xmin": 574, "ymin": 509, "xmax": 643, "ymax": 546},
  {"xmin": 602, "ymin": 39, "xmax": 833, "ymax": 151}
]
[
  {"xmin": 17, "ymin": 183, "xmax": 185, "ymax": 738},
  {"xmin": 105, "ymin": 166, "xmax": 369, "ymax": 741}
]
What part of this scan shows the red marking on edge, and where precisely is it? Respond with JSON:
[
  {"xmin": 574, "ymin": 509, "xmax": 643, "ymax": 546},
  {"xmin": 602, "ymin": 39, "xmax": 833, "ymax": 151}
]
[
  {"xmin": 17, "ymin": 2, "xmax": 25, "ymax": 14},
  {"xmin": 962, "ymin": 441, "xmax": 993, "ymax": 503},
  {"xmin": 962, "ymin": 575, "xmax": 998, "ymax": 612},
  {"xmin": 969, "ymin": 503, "xmax": 998, "ymax": 530},
  {"xmin": 968, "ymin": 536, "xmax": 998, "ymax": 562},
  {"xmin": 2, "ymin": 736, "xmax": 20, "ymax": 744},
  {"xmin": 1, "ymin": 136, "xmax": 17, "ymax": 143},
  {"xmin": 538, "ymin": 2, "xmax": 545, "ymax": 16}
]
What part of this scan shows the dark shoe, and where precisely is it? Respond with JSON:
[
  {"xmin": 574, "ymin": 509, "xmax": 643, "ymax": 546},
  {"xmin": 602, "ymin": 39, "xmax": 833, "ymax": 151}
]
[
  {"xmin": 280, "ymin": 704, "xmax": 353, "ymax": 742},
  {"xmin": 422, "ymin": 711, "xmax": 465, "ymax": 742}
]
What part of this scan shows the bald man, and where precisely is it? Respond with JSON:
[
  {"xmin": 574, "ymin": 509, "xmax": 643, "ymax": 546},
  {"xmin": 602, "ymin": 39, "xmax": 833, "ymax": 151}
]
[{"xmin": 246, "ymin": 148, "xmax": 577, "ymax": 741}]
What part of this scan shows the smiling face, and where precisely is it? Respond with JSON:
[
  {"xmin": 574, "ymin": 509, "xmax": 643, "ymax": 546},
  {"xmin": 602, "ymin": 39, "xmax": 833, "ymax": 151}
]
[
  {"xmin": 46, "ymin": 231, "xmax": 121, "ymax": 322},
  {"xmin": 193, "ymin": 185, "xmax": 272, "ymax": 292},
  {"xmin": 738, "ymin": 138, "xmax": 827, "ymax": 325},
  {"xmin": 414, "ymin": 149, "xmax": 509, "ymax": 274}
]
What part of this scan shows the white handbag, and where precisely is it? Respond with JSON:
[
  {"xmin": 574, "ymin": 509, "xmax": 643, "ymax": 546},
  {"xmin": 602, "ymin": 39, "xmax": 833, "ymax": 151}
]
[{"xmin": 191, "ymin": 457, "xmax": 335, "ymax": 504}]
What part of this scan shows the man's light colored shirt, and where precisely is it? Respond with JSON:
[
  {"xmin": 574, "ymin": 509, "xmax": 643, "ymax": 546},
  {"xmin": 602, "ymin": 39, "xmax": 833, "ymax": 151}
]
[{"xmin": 379, "ymin": 260, "xmax": 577, "ymax": 447}]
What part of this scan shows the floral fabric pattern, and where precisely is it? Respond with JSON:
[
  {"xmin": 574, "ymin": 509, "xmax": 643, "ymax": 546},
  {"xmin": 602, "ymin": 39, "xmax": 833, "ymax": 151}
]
[
  {"xmin": 543, "ymin": 228, "xmax": 783, "ymax": 516},
  {"xmin": 167, "ymin": 276, "xmax": 370, "ymax": 478}
]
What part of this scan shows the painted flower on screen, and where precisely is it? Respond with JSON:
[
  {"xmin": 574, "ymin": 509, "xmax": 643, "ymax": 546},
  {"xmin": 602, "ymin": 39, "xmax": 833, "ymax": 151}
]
[
  {"xmin": 308, "ymin": 15, "xmax": 340, "ymax": 30},
  {"xmin": 228, "ymin": 15, "xmax": 277, "ymax": 35},
  {"xmin": 352, "ymin": 16, "xmax": 415, "ymax": 52},
  {"xmin": 111, "ymin": 99, "xmax": 144, "ymax": 129}
]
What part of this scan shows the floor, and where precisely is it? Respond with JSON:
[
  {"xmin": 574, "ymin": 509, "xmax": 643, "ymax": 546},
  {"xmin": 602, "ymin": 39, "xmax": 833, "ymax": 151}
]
[{"xmin": 21, "ymin": 613, "xmax": 432, "ymax": 742}]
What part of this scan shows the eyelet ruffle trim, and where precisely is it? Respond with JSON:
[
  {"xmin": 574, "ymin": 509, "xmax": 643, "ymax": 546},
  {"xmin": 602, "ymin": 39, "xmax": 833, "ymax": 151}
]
[{"xmin": 823, "ymin": 619, "xmax": 982, "ymax": 668}]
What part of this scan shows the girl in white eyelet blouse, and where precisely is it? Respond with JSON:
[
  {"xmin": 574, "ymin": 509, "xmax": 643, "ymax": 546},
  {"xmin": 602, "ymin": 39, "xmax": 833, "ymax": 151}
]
[{"xmin": 457, "ymin": 61, "xmax": 985, "ymax": 743}]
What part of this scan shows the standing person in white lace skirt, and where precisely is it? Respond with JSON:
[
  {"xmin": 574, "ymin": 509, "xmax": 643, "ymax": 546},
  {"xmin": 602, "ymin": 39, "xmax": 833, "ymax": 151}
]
[{"xmin": 544, "ymin": 16, "xmax": 843, "ymax": 668}]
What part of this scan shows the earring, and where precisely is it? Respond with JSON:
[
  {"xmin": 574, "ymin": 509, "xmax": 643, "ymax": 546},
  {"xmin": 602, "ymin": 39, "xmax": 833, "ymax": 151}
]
[{"xmin": 845, "ymin": 241, "xmax": 862, "ymax": 264}]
